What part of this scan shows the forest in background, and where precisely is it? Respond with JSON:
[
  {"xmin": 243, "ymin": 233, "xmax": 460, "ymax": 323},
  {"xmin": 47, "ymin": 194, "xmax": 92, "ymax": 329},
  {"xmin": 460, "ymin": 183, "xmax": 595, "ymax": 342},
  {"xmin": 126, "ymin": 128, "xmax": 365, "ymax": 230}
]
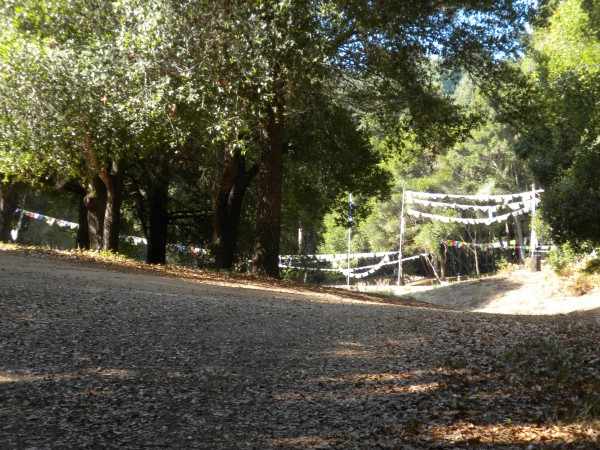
[{"xmin": 1, "ymin": 0, "xmax": 599, "ymax": 281}]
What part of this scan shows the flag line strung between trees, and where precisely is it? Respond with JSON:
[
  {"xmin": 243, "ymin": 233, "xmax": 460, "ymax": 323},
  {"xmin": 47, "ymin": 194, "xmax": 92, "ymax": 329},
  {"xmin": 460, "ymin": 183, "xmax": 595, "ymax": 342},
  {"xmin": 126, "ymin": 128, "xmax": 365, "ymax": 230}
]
[
  {"xmin": 397, "ymin": 188, "xmax": 544, "ymax": 285},
  {"xmin": 405, "ymin": 190, "xmax": 542, "ymax": 225},
  {"xmin": 13, "ymin": 209, "xmax": 207, "ymax": 256},
  {"xmin": 406, "ymin": 190, "xmax": 543, "ymax": 203},
  {"xmin": 14, "ymin": 208, "xmax": 416, "ymax": 275},
  {"xmin": 410, "ymin": 198, "xmax": 537, "ymax": 212},
  {"xmin": 16, "ymin": 209, "xmax": 79, "ymax": 229},
  {"xmin": 442, "ymin": 239, "xmax": 529, "ymax": 250},
  {"xmin": 280, "ymin": 253, "xmax": 425, "ymax": 279},
  {"xmin": 407, "ymin": 205, "xmax": 534, "ymax": 224},
  {"xmin": 442, "ymin": 239, "xmax": 555, "ymax": 251},
  {"xmin": 279, "ymin": 251, "xmax": 399, "ymax": 262}
]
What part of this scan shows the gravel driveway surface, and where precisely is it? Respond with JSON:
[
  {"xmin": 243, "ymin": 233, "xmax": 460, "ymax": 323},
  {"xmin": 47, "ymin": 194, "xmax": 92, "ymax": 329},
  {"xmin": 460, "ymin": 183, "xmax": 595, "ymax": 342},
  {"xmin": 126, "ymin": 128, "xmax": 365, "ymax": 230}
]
[{"xmin": 1, "ymin": 251, "xmax": 599, "ymax": 449}]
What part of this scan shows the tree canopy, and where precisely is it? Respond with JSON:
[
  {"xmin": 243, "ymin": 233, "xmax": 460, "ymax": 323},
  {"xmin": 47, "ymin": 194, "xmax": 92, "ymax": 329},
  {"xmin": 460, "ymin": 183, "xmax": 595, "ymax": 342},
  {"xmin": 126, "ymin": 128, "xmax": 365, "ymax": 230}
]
[
  {"xmin": 0, "ymin": 0, "xmax": 546, "ymax": 277},
  {"xmin": 516, "ymin": 0, "xmax": 600, "ymax": 245}
]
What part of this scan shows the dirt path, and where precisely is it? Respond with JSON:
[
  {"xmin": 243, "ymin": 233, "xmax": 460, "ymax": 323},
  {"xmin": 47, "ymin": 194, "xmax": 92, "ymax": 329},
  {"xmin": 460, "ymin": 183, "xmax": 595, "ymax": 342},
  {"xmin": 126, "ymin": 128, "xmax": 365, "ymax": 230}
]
[
  {"xmin": 1, "ymin": 251, "xmax": 599, "ymax": 449},
  {"xmin": 396, "ymin": 269, "xmax": 600, "ymax": 315}
]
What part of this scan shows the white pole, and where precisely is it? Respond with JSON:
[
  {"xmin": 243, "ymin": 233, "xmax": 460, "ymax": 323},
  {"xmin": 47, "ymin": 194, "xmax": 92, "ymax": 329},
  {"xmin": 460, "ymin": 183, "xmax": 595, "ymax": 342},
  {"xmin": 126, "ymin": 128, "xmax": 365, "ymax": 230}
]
[
  {"xmin": 530, "ymin": 183, "xmax": 537, "ymax": 258},
  {"xmin": 347, "ymin": 193, "xmax": 353, "ymax": 287},
  {"xmin": 397, "ymin": 189, "xmax": 406, "ymax": 286},
  {"xmin": 347, "ymin": 227, "xmax": 351, "ymax": 287}
]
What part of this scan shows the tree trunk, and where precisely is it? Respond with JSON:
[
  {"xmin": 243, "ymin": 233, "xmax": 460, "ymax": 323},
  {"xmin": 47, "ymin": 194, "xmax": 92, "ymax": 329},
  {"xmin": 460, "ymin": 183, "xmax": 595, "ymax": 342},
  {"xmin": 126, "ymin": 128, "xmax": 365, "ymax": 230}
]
[
  {"xmin": 212, "ymin": 150, "xmax": 258, "ymax": 269},
  {"xmin": 101, "ymin": 160, "xmax": 125, "ymax": 252},
  {"xmin": 59, "ymin": 181, "xmax": 90, "ymax": 250},
  {"xmin": 146, "ymin": 173, "xmax": 169, "ymax": 265},
  {"xmin": 505, "ymin": 221, "xmax": 512, "ymax": 263},
  {"xmin": 76, "ymin": 193, "xmax": 90, "ymax": 249},
  {"xmin": 440, "ymin": 244, "xmax": 447, "ymax": 281},
  {"xmin": 513, "ymin": 215, "xmax": 527, "ymax": 264},
  {"xmin": 252, "ymin": 104, "xmax": 285, "ymax": 278},
  {"xmin": 0, "ymin": 181, "xmax": 21, "ymax": 243},
  {"xmin": 84, "ymin": 176, "xmax": 107, "ymax": 250}
]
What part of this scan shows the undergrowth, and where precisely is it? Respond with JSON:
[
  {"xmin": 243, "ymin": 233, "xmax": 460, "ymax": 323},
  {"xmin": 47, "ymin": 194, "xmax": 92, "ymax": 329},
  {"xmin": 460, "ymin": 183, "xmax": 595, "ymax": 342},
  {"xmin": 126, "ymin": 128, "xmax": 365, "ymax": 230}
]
[{"xmin": 547, "ymin": 243, "xmax": 600, "ymax": 296}]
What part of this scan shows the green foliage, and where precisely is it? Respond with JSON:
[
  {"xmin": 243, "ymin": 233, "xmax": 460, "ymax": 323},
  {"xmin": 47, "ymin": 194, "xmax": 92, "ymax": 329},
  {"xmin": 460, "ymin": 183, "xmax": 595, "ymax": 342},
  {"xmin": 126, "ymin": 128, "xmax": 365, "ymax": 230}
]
[
  {"xmin": 1, "ymin": 0, "xmax": 540, "ymax": 268},
  {"xmin": 346, "ymin": 76, "xmax": 534, "ymax": 264},
  {"xmin": 517, "ymin": 0, "xmax": 600, "ymax": 246},
  {"xmin": 546, "ymin": 242, "xmax": 591, "ymax": 273}
]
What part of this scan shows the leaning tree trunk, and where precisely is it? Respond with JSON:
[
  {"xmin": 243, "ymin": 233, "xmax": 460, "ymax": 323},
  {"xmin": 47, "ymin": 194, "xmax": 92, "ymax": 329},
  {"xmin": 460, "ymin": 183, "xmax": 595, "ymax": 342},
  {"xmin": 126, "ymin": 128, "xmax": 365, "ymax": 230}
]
[
  {"xmin": 84, "ymin": 176, "xmax": 107, "ymax": 250},
  {"xmin": 0, "ymin": 181, "xmax": 22, "ymax": 243},
  {"xmin": 252, "ymin": 103, "xmax": 285, "ymax": 278},
  {"xmin": 101, "ymin": 160, "xmax": 125, "ymax": 252},
  {"xmin": 212, "ymin": 150, "xmax": 258, "ymax": 269}
]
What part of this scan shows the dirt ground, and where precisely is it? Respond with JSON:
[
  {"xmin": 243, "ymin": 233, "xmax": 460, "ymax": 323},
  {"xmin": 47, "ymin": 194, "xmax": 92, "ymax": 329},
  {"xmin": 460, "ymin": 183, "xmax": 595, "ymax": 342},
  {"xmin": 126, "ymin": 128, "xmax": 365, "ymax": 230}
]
[
  {"xmin": 395, "ymin": 268, "xmax": 600, "ymax": 316},
  {"xmin": 1, "ymin": 248, "xmax": 599, "ymax": 449}
]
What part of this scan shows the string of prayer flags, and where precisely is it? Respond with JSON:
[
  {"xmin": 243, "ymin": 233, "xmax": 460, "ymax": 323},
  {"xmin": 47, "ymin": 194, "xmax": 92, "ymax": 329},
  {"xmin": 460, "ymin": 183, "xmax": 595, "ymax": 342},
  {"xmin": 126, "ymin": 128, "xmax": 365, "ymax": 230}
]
[
  {"xmin": 16, "ymin": 209, "xmax": 79, "ymax": 229},
  {"xmin": 407, "ymin": 206, "xmax": 533, "ymax": 225},
  {"xmin": 441, "ymin": 239, "xmax": 530, "ymax": 250},
  {"xmin": 410, "ymin": 198, "xmax": 538, "ymax": 212},
  {"xmin": 404, "ymin": 189, "xmax": 541, "ymax": 227},
  {"xmin": 279, "ymin": 253, "xmax": 425, "ymax": 278},
  {"xmin": 406, "ymin": 189, "xmax": 543, "ymax": 204},
  {"xmin": 14, "ymin": 208, "xmax": 209, "ymax": 257},
  {"xmin": 279, "ymin": 251, "xmax": 399, "ymax": 263},
  {"xmin": 411, "ymin": 198, "xmax": 499, "ymax": 212}
]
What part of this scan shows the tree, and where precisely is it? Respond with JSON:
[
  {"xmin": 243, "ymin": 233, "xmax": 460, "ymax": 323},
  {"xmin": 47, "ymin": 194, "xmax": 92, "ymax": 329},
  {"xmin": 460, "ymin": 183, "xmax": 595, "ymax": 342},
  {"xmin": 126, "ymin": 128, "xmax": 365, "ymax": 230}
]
[
  {"xmin": 516, "ymin": 0, "xmax": 600, "ymax": 245},
  {"xmin": 1, "ymin": 0, "xmax": 538, "ymax": 275},
  {"xmin": 334, "ymin": 75, "xmax": 535, "ymax": 277},
  {"xmin": 210, "ymin": 0, "xmax": 537, "ymax": 277},
  {"xmin": 0, "ymin": 0, "xmax": 186, "ymax": 252},
  {"xmin": 0, "ymin": 179, "xmax": 24, "ymax": 243}
]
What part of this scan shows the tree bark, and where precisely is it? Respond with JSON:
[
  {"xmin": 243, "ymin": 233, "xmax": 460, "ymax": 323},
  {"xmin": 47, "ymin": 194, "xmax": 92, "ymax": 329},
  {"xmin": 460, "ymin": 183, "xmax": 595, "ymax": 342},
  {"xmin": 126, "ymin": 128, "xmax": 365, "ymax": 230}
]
[
  {"xmin": 84, "ymin": 176, "xmax": 107, "ymax": 250},
  {"xmin": 513, "ymin": 215, "xmax": 527, "ymax": 264},
  {"xmin": 146, "ymin": 172, "xmax": 169, "ymax": 265},
  {"xmin": 505, "ymin": 221, "xmax": 513, "ymax": 263},
  {"xmin": 0, "ymin": 181, "xmax": 22, "ymax": 243},
  {"xmin": 212, "ymin": 150, "xmax": 258, "ymax": 269},
  {"xmin": 58, "ymin": 181, "xmax": 90, "ymax": 250},
  {"xmin": 440, "ymin": 244, "xmax": 447, "ymax": 281},
  {"xmin": 101, "ymin": 160, "xmax": 125, "ymax": 252},
  {"xmin": 252, "ymin": 103, "xmax": 285, "ymax": 278},
  {"xmin": 76, "ymin": 193, "xmax": 90, "ymax": 249}
]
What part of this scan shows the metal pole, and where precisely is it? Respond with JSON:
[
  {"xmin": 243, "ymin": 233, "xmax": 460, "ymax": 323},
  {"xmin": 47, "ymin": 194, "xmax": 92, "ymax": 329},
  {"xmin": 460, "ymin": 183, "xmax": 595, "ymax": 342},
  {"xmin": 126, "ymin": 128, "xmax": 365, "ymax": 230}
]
[{"xmin": 397, "ymin": 189, "xmax": 406, "ymax": 286}]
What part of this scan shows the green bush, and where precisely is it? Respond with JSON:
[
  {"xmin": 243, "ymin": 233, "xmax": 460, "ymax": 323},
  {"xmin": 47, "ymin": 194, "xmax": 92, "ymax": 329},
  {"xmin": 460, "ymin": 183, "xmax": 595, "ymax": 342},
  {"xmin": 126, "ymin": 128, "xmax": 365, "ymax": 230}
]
[{"xmin": 546, "ymin": 242, "xmax": 587, "ymax": 273}]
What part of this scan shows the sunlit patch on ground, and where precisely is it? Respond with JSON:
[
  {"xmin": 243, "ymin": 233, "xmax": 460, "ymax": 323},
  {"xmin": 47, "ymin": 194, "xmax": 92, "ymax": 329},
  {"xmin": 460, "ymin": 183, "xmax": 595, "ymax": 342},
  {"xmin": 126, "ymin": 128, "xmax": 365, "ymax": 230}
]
[
  {"xmin": 420, "ymin": 421, "xmax": 600, "ymax": 446},
  {"xmin": 0, "ymin": 372, "xmax": 75, "ymax": 384}
]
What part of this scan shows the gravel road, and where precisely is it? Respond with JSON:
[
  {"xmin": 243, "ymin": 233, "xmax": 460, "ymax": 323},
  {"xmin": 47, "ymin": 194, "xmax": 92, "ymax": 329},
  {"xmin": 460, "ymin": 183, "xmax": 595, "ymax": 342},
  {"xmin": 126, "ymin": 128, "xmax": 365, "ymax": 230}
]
[{"xmin": 1, "ymin": 251, "xmax": 598, "ymax": 449}]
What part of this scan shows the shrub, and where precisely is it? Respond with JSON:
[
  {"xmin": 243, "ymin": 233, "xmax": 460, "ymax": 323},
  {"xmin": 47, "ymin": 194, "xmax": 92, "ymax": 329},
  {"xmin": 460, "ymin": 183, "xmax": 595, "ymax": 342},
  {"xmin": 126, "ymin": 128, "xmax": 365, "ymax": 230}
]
[{"xmin": 546, "ymin": 242, "xmax": 586, "ymax": 274}]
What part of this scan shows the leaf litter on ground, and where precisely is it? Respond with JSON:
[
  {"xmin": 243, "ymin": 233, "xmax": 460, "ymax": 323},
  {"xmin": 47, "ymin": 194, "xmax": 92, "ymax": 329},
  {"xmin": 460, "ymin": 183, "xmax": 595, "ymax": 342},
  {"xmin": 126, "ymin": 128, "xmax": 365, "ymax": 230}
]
[{"xmin": 0, "ymin": 245, "xmax": 599, "ymax": 449}]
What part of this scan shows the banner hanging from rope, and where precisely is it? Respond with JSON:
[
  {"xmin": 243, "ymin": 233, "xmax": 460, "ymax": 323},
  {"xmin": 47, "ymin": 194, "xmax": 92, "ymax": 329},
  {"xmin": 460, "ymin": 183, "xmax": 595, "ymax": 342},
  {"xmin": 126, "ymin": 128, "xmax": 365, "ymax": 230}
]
[
  {"xmin": 405, "ymin": 189, "xmax": 542, "ymax": 226},
  {"xmin": 441, "ymin": 239, "xmax": 530, "ymax": 250}
]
